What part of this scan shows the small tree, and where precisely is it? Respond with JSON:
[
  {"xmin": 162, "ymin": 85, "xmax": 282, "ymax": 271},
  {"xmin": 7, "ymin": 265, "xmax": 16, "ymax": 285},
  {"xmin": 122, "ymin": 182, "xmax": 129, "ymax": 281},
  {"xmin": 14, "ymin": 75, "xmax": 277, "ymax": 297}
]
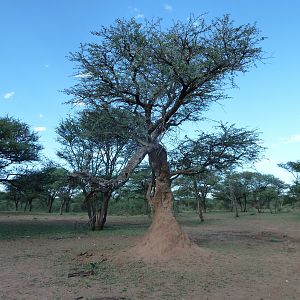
[
  {"xmin": 57, "ymin": 108, "xmax": 136, "ymax": 229},
  {"xmin": 65, "ymin": 16, "xmax": 264, "ymax": 257},
  {"xmin": 39, "ymin": 164, "xmax": 70, "ymax": 213}
]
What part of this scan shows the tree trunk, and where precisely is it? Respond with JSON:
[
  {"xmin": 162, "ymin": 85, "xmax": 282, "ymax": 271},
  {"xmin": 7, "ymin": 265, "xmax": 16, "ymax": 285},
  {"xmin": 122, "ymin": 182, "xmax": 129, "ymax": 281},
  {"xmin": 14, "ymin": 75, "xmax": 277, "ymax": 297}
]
[
  {"xmin": 85, "ymin": 192, "xmax": 96, "ymax": 230},
  {"xmin": 14, "ymin": 196, "xmax": 19, "ymax": 211},
  {"xmin": 65, "ymin": 198, "xmax": 70, "ymax": 212},
  {"xmin": 59, "ymin": 198, "xmax": 66, "ymax": 215},
  {"xmin": 193, "ymin": 178, "xmax": 204, "ymax": 222},
  {"xmin": 48, "ymin": 197, "xmax": 54, "ymax": 213},
  {"xmin": 29, "ymin": 199, "xmax": 33, "ymax": 211},
  {"xmin": 197, "ymin": 197, "xmax": 204, "ymax": 222},
  {"xmin": 229, "ymin": 186, "xmax": 239, "ymax": 218},
  {"xmin": 95, "ymin": 191, "xmax": 111, "ymax": 230},
  {"xmin": 133, "ymin": 145, "xmax": 193, "ymax": 259},
  {"xmin": 243, "ymin": 194, "xmax": 247, "ymax": 212},
  {"xmin": 24, "ymin": 200, "xmax": 28, "ymax": 212}
]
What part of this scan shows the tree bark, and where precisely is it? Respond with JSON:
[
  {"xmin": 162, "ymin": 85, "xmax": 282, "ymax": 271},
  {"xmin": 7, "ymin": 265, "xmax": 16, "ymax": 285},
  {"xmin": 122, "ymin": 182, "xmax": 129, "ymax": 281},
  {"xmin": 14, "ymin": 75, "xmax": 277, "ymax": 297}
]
[
  {"xmin": 95, "ymin": 191, "xmax": 111, "ymax": 230},
  {"xmin": 48, "ymin": 197, "xmax": 54, "ymax": 213},
  {"xmin": 134, "ymin": 145, "xmax": 193, "ymax": 258},
  {"xmin": 193, "ymin": 178, "xmax": 204, "ymax": 222},
  {"xmin": 229, "ymin": 186, "xmax": 239, "ymax": 218}
]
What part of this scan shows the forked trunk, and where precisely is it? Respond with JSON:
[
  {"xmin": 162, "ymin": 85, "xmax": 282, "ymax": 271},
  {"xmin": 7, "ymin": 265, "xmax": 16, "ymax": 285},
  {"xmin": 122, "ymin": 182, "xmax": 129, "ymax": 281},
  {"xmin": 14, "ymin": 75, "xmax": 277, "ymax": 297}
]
[
  {"xmin": 95, "ymin": 191, "xmax": 111, "ymax": 230},
  {"xmin": 134, "ymin": 145, "xmax": 194, "ymax": 259}
]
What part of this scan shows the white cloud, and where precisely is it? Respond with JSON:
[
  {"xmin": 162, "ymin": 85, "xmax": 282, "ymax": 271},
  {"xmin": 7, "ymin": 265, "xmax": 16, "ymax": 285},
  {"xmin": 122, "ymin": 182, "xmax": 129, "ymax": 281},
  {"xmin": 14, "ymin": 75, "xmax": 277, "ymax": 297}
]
[
  {"xmin": 254, "ymin": 159, "xmax": 294, "ymax": 184},
  {"xmin": 34, "ymin": 127, "xmax": 46, "ymax": 132},
  {"xmin": 164, "ymin": 4, "xmax": 173, "ymax": 11},
  {"xmin": 74, "ymin": 72, "xmax": 92, "ymax": 78},
  {"xmin": 74, "ymin": 100, "xmax": 86, "ymax": 107},
  {"xmin": 3, "ymin": 92, "xmax": 15, "ymax": 99},
  {"xmin": 135, "ymin": 14, "xmax": 145, "ymax": 19},
  {"xmin": 285, "ymin": 134, "xmax": 300, "ymax": 144}
]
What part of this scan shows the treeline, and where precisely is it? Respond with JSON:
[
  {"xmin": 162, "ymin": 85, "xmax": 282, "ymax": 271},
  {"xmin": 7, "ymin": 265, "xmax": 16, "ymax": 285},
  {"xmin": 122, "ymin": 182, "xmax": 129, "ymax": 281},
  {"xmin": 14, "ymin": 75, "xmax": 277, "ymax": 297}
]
[{"xmin": 1, "ymin": 114, "xmax": 299, "ymax": 226}]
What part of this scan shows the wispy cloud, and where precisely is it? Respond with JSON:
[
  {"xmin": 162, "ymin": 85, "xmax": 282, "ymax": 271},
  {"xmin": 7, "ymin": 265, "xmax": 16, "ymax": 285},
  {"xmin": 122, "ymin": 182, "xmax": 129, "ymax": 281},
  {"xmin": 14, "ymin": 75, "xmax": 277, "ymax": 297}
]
[
  {"xmin": 135, "ymin": 14, "xmax": 145, "ymax": 19},
  {"xmin": 255, "ymin": 159, "xmax": 293, "ymax": 184},
  {"xmin": 74, "ymin": 100, "xmax": 86, "ymax": 107},
  {"xmin": 74, "ymin": 72, "xmax": 92, "ymax": 78},
  {"xmin": 3, "ymin": 92, "xmax": 15, "ymax": 99},
  {"xmin": 34, "ymin": 127, "xmax": 46, "ymax": 132},
  {"xmin": 164, "ymin": 4, "xmax": 173, "ymax": 11},
  {"xmin": 285, "ymin": 134, "xmax": 300, "ymax": 144},
  {"xmin": 131, "ymin": 7, "xmax": 144, "ymax": 19}
]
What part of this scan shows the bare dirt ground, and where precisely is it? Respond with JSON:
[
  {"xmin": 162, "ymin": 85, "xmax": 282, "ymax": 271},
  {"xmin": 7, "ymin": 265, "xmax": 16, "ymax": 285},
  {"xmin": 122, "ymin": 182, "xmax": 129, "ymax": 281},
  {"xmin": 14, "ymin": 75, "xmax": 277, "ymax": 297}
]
[{"xmin": 0, "ymin": 211, "xmax": 299, "ymax": 300}]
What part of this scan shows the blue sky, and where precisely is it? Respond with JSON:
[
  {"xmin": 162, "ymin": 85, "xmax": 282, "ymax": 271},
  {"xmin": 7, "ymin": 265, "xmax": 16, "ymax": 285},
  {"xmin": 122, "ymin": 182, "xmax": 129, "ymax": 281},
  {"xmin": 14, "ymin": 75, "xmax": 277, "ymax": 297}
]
[{"xmin": 1, "ymin": 0, "xmax": 299, "ymax": 183}]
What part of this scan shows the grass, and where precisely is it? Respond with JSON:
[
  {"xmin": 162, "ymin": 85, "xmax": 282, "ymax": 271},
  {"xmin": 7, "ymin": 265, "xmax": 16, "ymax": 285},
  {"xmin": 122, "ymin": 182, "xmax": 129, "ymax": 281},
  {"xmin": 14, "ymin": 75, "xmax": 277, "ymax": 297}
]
[
  {"xmin": 0, "ymin": 212, "xmax": 150, "ymax": 240},
  {"xmin": 0, "ymin": 209, "xmax": 298, "ymax": 240},
  {"xmin": 0, "ymin": 221, "xmax": 86, "ymax": 240}
]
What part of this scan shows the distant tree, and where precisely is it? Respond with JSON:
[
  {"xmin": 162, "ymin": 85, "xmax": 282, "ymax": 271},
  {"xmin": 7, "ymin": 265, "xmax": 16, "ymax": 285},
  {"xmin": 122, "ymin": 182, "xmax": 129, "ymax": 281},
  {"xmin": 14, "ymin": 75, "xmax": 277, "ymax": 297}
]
[
  {"xmin": 278, "ymin": 161, "xmax": 300, "ymax": 183},
  {"xmin": 8, "ymin": 169, "xmax": 45, "ymax": 211},
  {"xmin": 116, "ymin": 164, "xmax": 152, "ymax": 215},
  {"xmin": 39, "ymin": 164, "xmax": 70, "ymax": 213},
  {"xmin": 57, "ymin": 108, "xmax": 136, "ymax": 229},
  {"xmin": 0, "ymin": 116, "xmax": 42, "ymax": 184},
  {"xmin": 279, "ymin": 161, "xmax": 300, "ymax": 205},
  {"xmin": 170, "ymin": 124, "xmax": 263, "ymax": 221},
  {"xmin": 65, "ymin": 16, "xmax": 264, "ymax": 256},
  {"xmin": 214, "ymin": 172, "xmax": 286, "ymax": 215}
]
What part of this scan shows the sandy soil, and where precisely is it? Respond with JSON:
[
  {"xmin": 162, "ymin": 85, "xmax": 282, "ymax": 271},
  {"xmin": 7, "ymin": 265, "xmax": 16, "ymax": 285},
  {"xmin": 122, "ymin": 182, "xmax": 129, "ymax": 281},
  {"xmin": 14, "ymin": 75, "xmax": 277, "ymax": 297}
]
[{"xmin": 0, "ymin": 212, "xmax": 299, "ymax": 300}]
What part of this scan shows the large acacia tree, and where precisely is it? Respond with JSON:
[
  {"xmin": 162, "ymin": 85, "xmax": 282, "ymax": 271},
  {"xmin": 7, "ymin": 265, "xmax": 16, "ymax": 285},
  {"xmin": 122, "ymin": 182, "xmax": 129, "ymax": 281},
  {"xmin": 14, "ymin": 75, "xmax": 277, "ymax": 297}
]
[{"xmin": 65, "ymin": 16, "xmax": 264, "ymax": 258}]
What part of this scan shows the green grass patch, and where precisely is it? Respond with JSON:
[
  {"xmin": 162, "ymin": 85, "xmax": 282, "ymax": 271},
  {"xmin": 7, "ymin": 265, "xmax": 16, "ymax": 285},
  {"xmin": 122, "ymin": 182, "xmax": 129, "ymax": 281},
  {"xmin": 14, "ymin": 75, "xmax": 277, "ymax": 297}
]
[{"xmin": 0, "ymin": 222, "xmax": 86, "ymax": 240}]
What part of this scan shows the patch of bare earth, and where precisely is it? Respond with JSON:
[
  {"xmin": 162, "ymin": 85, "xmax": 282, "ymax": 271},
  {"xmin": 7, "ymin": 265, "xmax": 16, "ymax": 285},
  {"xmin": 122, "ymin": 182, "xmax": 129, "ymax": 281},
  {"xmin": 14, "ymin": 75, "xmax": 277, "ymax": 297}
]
[{"xmin": 0, "ymin": 212, "xmax": 299, "ymax": 299}]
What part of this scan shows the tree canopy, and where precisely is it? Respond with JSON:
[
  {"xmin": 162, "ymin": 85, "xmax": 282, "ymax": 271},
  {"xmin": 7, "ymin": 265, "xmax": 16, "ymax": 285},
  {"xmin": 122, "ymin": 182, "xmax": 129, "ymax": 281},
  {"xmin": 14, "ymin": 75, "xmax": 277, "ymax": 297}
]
[{"xmin": 0, "ymin": 116, "xmax": 42, "ymax": 183}]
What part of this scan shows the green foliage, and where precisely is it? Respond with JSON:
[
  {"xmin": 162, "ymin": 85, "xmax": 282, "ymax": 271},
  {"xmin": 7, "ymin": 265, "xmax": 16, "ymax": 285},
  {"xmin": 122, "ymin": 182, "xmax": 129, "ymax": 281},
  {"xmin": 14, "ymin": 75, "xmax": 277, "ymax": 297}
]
[
  {"xmin": 66, "ymin": 16, "xmax": 264, "ymax": 145},
  {"xmin": 213, "ymin": 171, "xmax": 287, "ymax": 213},
  {"xmin": 0, "ymin": 116, "xmax": 42, "ymax": 182},
  {"xmin": 171, "ymin": 124, "xmax": 263, "ymax": 175},
  {"xmin": 61, "ymin": 15, "xmax": 264, "ymax": 221},
  {"xmin": 108, "ymin": 196, "xmax": 146, "ymax": 216}
]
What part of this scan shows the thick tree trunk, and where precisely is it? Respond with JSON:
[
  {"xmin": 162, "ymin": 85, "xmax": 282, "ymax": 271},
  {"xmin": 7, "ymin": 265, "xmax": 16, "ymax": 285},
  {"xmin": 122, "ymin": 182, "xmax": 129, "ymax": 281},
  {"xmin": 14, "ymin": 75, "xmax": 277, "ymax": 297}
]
[
  {"xmin": 95, "ymin": 191, "xmax": 111, "ymax": 230},
  {"xmin": 133, "ymin": 145, "xmax": 194, "ymax": 259},
  {"xmin": 84, "ymin": 191, "xmax": 97, "ymax": 230},
  {"xmin": 48, "ymin": 197, "xmax": 54, "ymax": 213}
]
